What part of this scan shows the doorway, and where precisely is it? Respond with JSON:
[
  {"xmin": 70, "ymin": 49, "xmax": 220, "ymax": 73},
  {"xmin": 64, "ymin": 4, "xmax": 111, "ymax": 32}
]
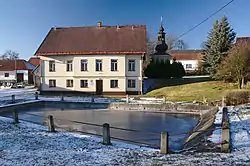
[
  {"xmin": 95, "ymin": 80, "xmax": 103, "ymax": 95},
  {"xmin": 16, "ymin": 73, "xmax": 24, "ymax": 82}
]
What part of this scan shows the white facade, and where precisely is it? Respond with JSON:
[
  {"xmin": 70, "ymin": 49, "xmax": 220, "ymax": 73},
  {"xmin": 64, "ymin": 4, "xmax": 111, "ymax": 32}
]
[
  {"xmin": 176, "ymin": 60, "xmax": 198, "ymax": 71},
  {"xmin": 39, "ymin": 54, "xmax": 143, "ymax": 94},
  {"xmin": 0, "ymin": 70, "xmax": 29, "ymax": 87},
  {"xmin": 0, "ymin": 70, "xmax": 28, "ymax": 81}
]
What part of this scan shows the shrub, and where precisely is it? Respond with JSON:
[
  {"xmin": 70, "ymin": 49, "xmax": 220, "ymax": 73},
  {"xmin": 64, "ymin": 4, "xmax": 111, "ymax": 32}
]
[{"xmin": 225, "ymin": 91, "xmax": 250, "ymax": 105}]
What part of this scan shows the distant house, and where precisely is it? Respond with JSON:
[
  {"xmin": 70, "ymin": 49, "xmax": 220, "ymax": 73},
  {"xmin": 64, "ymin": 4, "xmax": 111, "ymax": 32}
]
[
  {"xmin": 28, "ymin": 57, "xmax": 40, "ymax": 67},
  {"xmin": 169, "ymin": 50, "xmax": 203, "ymax": 71},
  {"xmin": 0, "ymin": 59, "xmax": 35, "ymax": 87},
  {"xmin": 34, "ymin": 22, "xmax": 147, "ymax": 95}
]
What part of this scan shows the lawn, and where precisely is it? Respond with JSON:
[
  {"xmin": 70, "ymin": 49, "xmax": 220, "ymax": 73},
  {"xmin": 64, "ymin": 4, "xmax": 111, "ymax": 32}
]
[{"xmin": 145, "ymin": 81, "xmax": 250, "ymax": 102}]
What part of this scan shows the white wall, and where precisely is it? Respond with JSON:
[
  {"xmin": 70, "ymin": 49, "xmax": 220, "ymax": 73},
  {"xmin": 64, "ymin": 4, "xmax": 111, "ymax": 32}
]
[
  {"xmin": 40, "ymin": 54, "xmax": 143, "ymax": 92},
  {"xmin": 170, "ymin": 60, "xmax": 198, "ymax": 71},
  {"xmin": 0, "ymin": 70, "xmax": 28, "ymax": 81}
]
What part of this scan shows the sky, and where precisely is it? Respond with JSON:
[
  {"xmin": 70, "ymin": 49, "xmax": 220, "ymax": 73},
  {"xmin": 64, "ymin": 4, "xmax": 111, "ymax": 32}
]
[{"xmin": 0, "ymin": 0, "xmax": 249, "ymax": 60}]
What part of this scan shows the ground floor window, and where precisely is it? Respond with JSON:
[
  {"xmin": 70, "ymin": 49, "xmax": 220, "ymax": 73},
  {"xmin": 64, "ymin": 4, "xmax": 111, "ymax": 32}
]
[
  {"xmin": 4, "ymin": 73, "xmax": 9, "ymax": 77},
  {"xmin": 186, "ymin": 64, "xmax": 192, "ymax": 69},
  {"xmin": 110, "ymin": 80, "xmax": 118, "ymax": 88},
  {"xmin": 80, "ymin": 80, "xmax": 88, "ymax": 88},
  {"xmin": 49, "ymin": 80, "xmax": 56, "ymax": 88},
  {"xmin": 128, "ymin": 79, "xmax": 136, "ymax": 88},
  {"xmin": 66, "ymin": 80, "xmax": 74, "ymax": 87}
]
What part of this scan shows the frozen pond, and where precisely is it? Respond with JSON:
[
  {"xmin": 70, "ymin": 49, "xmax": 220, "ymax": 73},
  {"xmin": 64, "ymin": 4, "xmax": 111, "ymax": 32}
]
[{"xmin": 0, "ymin": 102, "xmax": 199, "ymax": 150}]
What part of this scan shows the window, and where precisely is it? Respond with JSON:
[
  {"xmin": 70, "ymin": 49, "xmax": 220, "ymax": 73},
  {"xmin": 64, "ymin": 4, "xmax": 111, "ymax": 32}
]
[
  {"xmin": 111, "ymin": 59, "xmax": 118, "ymax": 71},
  {"xmin": 66, "ymin": 80, "xmax": 73, "ymax": 87},
  {"xmin": 80, "ymin": 80, "xmax": 88, "ymax": 88},
  {"xmin": 4, "ymin": 73, "xmax": 9, "ymax": 77},
  {"xmin": 186, "ymin": 64, "xmax": 192, "ymax": 69},
  {"xmin": 49, "ymin": 80, "xmax": 56, "ymax": 87},
  {"xmin": 128, "ymin": 79, "xmax": 136, "ymax": 88},
  {"xmin": 66, "ymin": 60, "xmax": 73, "ymax": 72},
  {"xmin": 96, "ymin": 59, "xmax": 102, "ymax": 71},
  {"xmin": 49, "ymin": 61, "xmax": 55, "ymax": 72},
  {"xmin": 128, "ymin": 60, "xmax": 135, "ymax": 71},
  {"xmin": 110, "ymin": 80, "xmax": 118, "ymax": 88},
  {"xmin": 81, "ymin": 59, "xmax": 88, "ymax": 71}
]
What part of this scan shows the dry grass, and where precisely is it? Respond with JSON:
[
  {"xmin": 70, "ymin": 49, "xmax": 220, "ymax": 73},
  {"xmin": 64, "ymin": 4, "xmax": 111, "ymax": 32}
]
[{"xmin": 146, "ymin": 81, "xmax": 250, "ymax": 102}]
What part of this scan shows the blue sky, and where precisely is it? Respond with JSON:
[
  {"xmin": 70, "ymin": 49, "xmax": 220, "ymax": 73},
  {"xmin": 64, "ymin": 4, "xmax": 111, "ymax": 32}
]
[{"xmin": 0, "ymin": 0, "xmax": 249, "ymax": 60}]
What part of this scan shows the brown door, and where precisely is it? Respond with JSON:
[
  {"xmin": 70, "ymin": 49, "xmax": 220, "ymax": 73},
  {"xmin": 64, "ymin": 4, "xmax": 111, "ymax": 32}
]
[
  {"xmin": 96, "ymin": 80, "xmax": 103, "ymax": 95},
  {"xmin": 16, "ymin": 73, "xmax": 24, "ymax": 82}
]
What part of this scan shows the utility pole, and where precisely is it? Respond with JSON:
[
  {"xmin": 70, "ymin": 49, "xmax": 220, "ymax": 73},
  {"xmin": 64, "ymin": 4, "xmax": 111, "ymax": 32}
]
[{"xmin": 15, "ymin": 58, "xmax": 17, "ymax": 83}]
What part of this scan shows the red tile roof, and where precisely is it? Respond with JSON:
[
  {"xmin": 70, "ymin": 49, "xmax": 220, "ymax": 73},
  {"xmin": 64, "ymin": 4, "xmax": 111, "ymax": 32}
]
[
  {"xmin": 169, "ymin": 50, "xmax": 203, "ymax": 60},
  {"xmin": 35, "ymin": 24, "xmax": 147, "ymax": 56},
  {"xmin": 28, "ymin": 57, "xmax": 40, "ymax": 66},
  {"xmin": 0, "ymin": 60, "xmax": 30, "ymax": 71},
  {"xmin": 235, "ymin": 37, "xmax": 250, "ymax": 46}
]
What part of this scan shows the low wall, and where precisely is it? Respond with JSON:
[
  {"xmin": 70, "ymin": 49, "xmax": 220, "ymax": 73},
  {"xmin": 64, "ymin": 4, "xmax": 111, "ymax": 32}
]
[
  {"xmin": 0, "ymin": 101, "xmax": 44, "ymax": 113},
  {"xmin": 183, "ymin": 107, "xmax": 219, "ymax": 148},
  {"xmin": 108, "ymin": 102, "xmax": 213, "ymax": 115}
]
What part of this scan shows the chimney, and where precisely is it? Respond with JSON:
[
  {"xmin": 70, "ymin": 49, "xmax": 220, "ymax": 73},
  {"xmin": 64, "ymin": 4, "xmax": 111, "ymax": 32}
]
[
  {"xmin": 116, "ymin": 25, "xmax": 120, "ymax": 29},
  {"xmin": 132, "ymin": 26, "xmax": 134, "ymax": 31},
  {"xmin": 98, "ymin": 22, "xmax": 102, "ymax": 27}
]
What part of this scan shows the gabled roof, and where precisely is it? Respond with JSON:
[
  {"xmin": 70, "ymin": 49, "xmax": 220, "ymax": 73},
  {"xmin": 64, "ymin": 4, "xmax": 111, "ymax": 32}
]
[
  {"xmin": 169, "ymin": 50, "xmax": 203, "ymax": 60},
  {"xmin": 28, "ymin": 57, "xmax": 40, "ymax": 66},
  {"xmin": 34, "ymin": 24, "xmax": 147, "ymax": 56},
  {"xmin": 0, "ymin": 60, "xmax": 35, "ymax": 71}
]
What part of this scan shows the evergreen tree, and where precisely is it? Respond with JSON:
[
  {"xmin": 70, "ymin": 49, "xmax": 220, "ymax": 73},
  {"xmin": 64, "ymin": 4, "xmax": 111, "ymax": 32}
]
[{"xmin": 202, "ymin": 16, "xmax": 236, "ymax": 76}]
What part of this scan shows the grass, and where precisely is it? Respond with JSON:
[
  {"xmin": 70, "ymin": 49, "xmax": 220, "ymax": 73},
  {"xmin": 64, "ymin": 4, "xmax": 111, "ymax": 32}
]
[{"xmin": 145, "ymin": 81, "xmax": 250, "ymax": 102}]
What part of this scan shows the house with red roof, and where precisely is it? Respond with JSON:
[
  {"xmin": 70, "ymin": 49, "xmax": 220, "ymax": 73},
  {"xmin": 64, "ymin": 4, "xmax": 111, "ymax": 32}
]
[
  {"xmin": 34, "ymin": 22, "xmax": 147, "ymax": 95},
  {"xmin": 169, "ymin": 50, "xmax": 203, "ymax": 71},
  {"xmin": 0, "ymin": 59, "xmax": 35, "ymax": 87}
]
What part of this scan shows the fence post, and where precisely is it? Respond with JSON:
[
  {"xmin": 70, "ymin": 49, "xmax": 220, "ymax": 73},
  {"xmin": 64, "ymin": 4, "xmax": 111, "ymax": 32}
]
[
  {"xmin": 221, "ymin": 107, "xmax": 230, "ymax": 153},
  {"xmin": 103, "ymin": 123, "xmax": 111, "ymax": 145},
  {"xmin": 160, "ymin": 131, "xmax": 169, "ymax": 154},
  {"xmin": 35, "ymin": 92, "xmax": 39, "ymax": 100},
  {"xmin": 61, "ymin": 94, "xmax": 64, "ymax": 101},
  {"xmin": 163, "ymin": 96, "xmax": 166, "ymax": 103},
  {"xmin": 126, "ymin": 94, "xmax": 129, "ymax": 103},
  {"xmin": 13, "ymin": 110, "xmax": 19, "ymax": 123},
  {"xmin": 11, "ymin": 95, "xmax": 15, "ymax": 103},
  {"xmin": 48, "ymin": 115, "xmax": 55, "ymax": 132},
  {"xmin": 222, "ymin": 96, "xmax": 225, "ymax": 107}
]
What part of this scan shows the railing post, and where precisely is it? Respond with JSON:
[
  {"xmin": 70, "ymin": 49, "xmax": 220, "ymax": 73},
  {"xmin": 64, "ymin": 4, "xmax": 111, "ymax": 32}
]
[
  {"xmin": 126, "ymin": 94, "xmax": 129, "ymax": 103},
  {"xmin": 61, "ymin": 94, "xmax": 64, "ymax": 101},
  {"xmin": 11, "ymin": 95, "xmax": 15, "ymax": 103},
  {"xmin": 103, "ymin": 123, "xmax": 111, "ymax": 145},
  {"xmin": 221, "ymin": 107, "xmax": 230, "ymax": 153},
  {"xmin": 160, "ymin": 131, "xmax": 169, "ymax": 154},
  {"xmin": 222, "ymin": 96, "xmax": 225, "ymax": 107},
  {"xmin": 91, "ymin": 97, "xmax": 95, "ymax": 103},
  {"xmin": 13, "ymin": 110, "xmax": 19, "ymax": 123},
  {"xmin": 35, "ymin": 92, "xmax": 39, "ymax": 100},
  {"xmin": 48, "ymin": 115, "xmax": 55, "ymax": 132},
  {"xmin": 163, "ymin": 96, "xmax": 166, "ymax": 103}
]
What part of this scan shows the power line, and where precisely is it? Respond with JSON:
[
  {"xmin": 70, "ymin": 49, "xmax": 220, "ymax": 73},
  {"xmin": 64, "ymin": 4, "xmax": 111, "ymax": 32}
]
[{"xmin": 176, "ymin": 0, "xmax": 235, "ymax": 40}]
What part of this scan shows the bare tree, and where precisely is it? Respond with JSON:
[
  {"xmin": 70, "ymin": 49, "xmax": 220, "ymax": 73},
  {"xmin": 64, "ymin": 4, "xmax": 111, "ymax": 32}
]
[{"xmin": 1, "ymin": 50, "xmax": 20, "ymax": 60}]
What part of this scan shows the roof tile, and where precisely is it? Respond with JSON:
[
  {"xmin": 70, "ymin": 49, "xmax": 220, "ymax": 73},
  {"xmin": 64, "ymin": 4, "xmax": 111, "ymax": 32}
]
[{"xmin": 35, "ymin": 25, "xmax": 147, "ymax": 56}]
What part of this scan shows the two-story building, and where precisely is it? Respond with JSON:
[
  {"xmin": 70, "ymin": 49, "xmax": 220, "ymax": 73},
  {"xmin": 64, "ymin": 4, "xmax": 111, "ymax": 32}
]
[{"xmin": 34, "ymin": 22, "xmax": 147, "ymax": 95}]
